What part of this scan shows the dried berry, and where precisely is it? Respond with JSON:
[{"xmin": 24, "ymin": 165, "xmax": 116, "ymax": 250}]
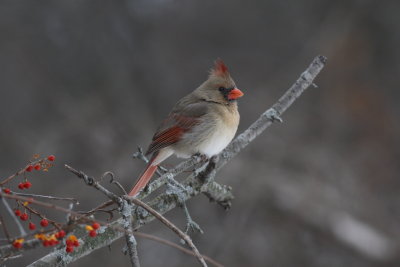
[
  {"xmin": 12, "ymin": 240, "xmax": 23, "ymax": 249},
  {"xmin": 20, "ymin": 213, "xmax": 28, "ymax": 221},
  {"xmin": 29, "ymin": 222, "xmax": 36, "ymax": 230},
  {"xmin": 23, "ymin": 181, "xmax": 32, "ymax": 189},
  {"xmin": 26, "ymin": 165, "xmax": 34, "ymax": 172},
  {"xmin": 3, "ymin": 188, "xmax": 11, "ymax": 194},
  {"xmin": 89, "ymin": 230, "xmax": 97, "ymax": 237},
  {"xmin": 40, "ymin": 219, "xmax": 49, "ymax": 227},
  {"xmin": 57, "ymin": 230, "xmax": 66, "ymax": 238},
  {"xmin": 66, "ymin": 239, "xmax": 74, "ymax": 247},
  {"xmin": 92, "ymin": 222, "xmax": 100, "ymax": 230}
]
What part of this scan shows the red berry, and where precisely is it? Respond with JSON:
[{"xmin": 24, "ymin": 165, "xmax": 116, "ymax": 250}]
[
  {"xmin": 47, "ymin": 155, "xmax": 55, "ymax": 161},
  {"xmin": 92, "ymin": 222, "xmax": 100, "ymax": 230},
  {"xmin": 34, "ymin": 164, "xmax": 41, "ymax": 170},
  {"xmin": 13, "ymin": 241, "xmax": 22, "ymax": 249},
  {"xmin": 26, "ymin": 165, "xmax": 33, "ymax": 172},
  {"xmin": 18, "ymin": 183, "xmax": 25, "ymax": 190},
  {"xmin": 66, "ymin": 246, "xmax": 74, "ymax": 253},
  {"xmin": 29, "ymin": 222, "xmax": 36, "ymax": 230},
  {"xmin": 43, "ymin": 240, "xmax": 50, "ymax": 247},
  {"xmin": 3, "ymin": 188, "xmax": 11, "ymax": 194},
  {"xmin": 66, "ymin": 240, "xmax": 74, "ymax": 247},
  {"xmin": 20, "ymin": 213, "xmax": 28, "ymax": 221},
  {"xmin": 73, "ymin": 240, "xmax": 79, "ymax": 247},
  {"xmin": 40, "ymin": 219, "xmax": 49, "ymax": 227},
  {"xmin": 14, "ymin": 209, "xmax": 21, "ymax": 216},
  {"xmin": 57, "ymin": 230, "xmax": 66, "ymax": 238},
  {"xmin": 89, "ymin": 230, "xmax": 97, "ymax": 237},
  {"xmin": 23, "ymin": 181, "xmax": 32, "ymax": 189}
]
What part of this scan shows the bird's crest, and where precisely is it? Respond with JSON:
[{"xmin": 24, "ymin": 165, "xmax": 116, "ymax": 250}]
[{"xmin": 210, "ymin": 59, "xmax": 229, "ymax": 77}]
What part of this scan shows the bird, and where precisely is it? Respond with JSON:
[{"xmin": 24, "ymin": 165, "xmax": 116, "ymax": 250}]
[{"xmin": 128, "ymin": 59, "xmax": 244, "ymax": 196}]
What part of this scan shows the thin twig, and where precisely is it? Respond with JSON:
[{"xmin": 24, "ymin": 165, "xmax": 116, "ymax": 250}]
[
  {"xmin": 0, "ymin": 159, "xmax": 43, "ymax": 186},
  {"xmin": 128, "ymin": 198, "xmax": 207, "ymax": 267},
  {"xmin": 0, "ymin": 193, "xmax": 82, "ymax": 218},
  {"xmin": 0, "ymin": 253, "xmax": 23, "ymax": 264},
  {"xmin": 13, "ymin": 192, "xmax": 78, "ymax": 203},
  {"xmin": 135, "ymin": 232, "xmax": 224, "ymax": 267},
  {"xmin": 0, "ymin": 213, "xmax": 11, "ymax": 242},
  {"xmin": 20, "ymin": 201, "xmax": 61, "ymax": 229},
  {"xmin": 64, "ymin": 164, "xmax": 120, "ymax": 203},
  {"xmin": 1, "ymin": 196, "xmax": 26, "ymax": 236}
]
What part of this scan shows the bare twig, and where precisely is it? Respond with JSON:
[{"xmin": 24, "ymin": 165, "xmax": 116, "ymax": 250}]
[
  {"xmin": 105, "ymin": 171, "xmax": 128, "ymax": 195},
  {"xmin": 129, "ymin": 198, "xmax": 207, "ymax": 267},
  {"xmin": 0, "ymin": 192, "xmax": 82, "ymax": 218},
  {"xmin": 13, "ymin": 192, "xmax": 78, "ymax": 203},
  {"xmin": 20, "ymin": 201, "xmax": 61, "ymax": 229},
  {"xmin": 135, "ymin": 232, "xmax": 224, "ymax": 267},
  {"xmin": 0, "ymin": 213, "xmax": 11, "ymax": 242},
  {"xmin": 64, "ymin": 164, "xmax": 121, "ymax": 203},
  {"xmin": 0, "ymin": 253, "xmax": 23, "ymax": 264},
  {"xmin": 1, "ymin": 197, "xmax": 26, "ymax": 236}
]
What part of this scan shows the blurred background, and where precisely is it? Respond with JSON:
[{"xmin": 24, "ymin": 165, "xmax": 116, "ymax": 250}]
[{"xmin": 1, "ymin": 0, "xmax": 399, "ymax": 266}]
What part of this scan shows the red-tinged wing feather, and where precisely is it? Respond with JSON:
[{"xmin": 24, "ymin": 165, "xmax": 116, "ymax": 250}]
[
  {"xmin": 145, "ymin": 102, "xmax": 209, "ymax": 155},
  {"xmin": 146, "ymin": 114, "xmax": 199, "ymax": 155}
]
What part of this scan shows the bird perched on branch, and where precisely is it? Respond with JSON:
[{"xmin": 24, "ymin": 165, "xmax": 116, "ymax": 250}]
[{"xmin": 128, "ymin": 59, "xmax": 244, "ymax": 196}]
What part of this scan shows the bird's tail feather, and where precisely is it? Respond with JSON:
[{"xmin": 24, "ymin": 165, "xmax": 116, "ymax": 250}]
[{"xmin": 128, "ymin": 153, "xmax": 158, "ymax": 196}]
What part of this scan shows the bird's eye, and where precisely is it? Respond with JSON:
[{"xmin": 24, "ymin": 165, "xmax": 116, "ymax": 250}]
[{"xmin": 219, "ymin": 87, "xmax": 226, "ymax": 92}]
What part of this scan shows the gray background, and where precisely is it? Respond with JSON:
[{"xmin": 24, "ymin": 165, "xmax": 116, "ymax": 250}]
[{"xmin": 1, "ymin": 0, "xmax": 399, "ymax": 266}]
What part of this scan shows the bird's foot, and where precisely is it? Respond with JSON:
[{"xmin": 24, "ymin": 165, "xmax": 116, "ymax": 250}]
[
  {"xmin": 133, "ymin": 205, "xmax": 148, "ymax": 225},
  {"xmin": 164, "ymin": 175, "xmax": 203, "ymax": 239},
  {"xmin": 182, "ymin": 202, "xmax": 203, "ymax": 236},
  {"xmin": 265, "ymin": 108, "xmax": 283, "ymax": 123},
  {"xmin": 192, "ymin": 153, "xmax": 209, "ymax": 163},
  {"xmin": 165, "ymin": 174, "xmax": 192, "ymax": 203}
]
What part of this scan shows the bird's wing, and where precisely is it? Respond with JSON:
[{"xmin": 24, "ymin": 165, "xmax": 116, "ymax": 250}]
[{"xmin": 146, "ymin": 102, "xmax": 208, "ymax": 155}]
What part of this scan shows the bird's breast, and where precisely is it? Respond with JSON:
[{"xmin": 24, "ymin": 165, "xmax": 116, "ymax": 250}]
[{"xmin": 196, "ymin": 121, "xmax": 237, "ymax": 157}]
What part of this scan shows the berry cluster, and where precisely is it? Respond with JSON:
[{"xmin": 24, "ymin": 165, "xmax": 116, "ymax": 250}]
[
  {"xmin": 2, "ymin": 154, "xmax": 56, "ymax": 194},
  {"xmin": 18, "ymin": 181, "xmax": 32, "ymax": 190},
  {"xmin": 65, "ymin": 235, "xmax": 80, "ymax": 253},
  {"xmin": 25, "ymin": 155, "xmax": 55, "ymax": 173},
  {"xmin": 12, "ymin": 239, "xmax": 24, "ymax": 249},
  {"xmin": 85, "ymin": 222, "xmax": 100, "ymax": 238},
  {"xmin": 33, "ymin": 230, "xmax": 65, "ymax": 247},
  {"xmin": 4, "ymin": 155, "xmax": 103, "ymax": 255}
]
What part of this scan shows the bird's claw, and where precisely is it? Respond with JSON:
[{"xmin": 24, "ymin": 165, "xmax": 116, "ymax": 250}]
[
  {"xmin": 265, "ymin": 108, "xmax": 283, "ymax": 123},
  {"xmin": 192, "ymin": 153, "xmax": 209, "ymax": 162},
  {"xmin": 165, "ymin": 174, "xmax": 191, "ymax": 203}
]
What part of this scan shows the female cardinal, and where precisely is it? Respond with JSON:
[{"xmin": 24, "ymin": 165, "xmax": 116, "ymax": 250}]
[{"xmin": 128, "ymin": 59, "xmax": 244, "ymax": 196}]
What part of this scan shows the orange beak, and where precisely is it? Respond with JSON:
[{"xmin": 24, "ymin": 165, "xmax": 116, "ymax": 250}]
[{"xmin": 228, "ymin": 88, "xmax": 244, "ymax": 100}]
